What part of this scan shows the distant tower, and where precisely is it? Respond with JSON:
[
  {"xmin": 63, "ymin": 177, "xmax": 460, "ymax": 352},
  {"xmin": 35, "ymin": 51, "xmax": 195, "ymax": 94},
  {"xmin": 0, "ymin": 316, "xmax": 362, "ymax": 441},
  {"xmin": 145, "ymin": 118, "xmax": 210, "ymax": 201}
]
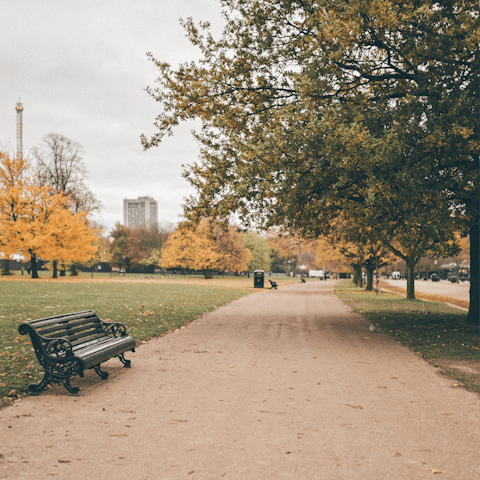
[{"xmin": 15, "ymin": 99, "xmax": 24, "ymax": 159}]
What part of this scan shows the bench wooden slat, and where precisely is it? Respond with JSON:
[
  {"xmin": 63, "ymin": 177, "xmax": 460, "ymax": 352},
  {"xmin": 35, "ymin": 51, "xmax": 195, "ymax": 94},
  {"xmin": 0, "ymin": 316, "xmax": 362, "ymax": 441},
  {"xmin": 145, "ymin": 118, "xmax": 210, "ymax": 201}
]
[
  {"xmin": 67, "ymin": 330, "xmax": 108, "ymax": 346},
  {"xmin": 36, "ymin": 317, "xmax": 101, "ymax": 336},
  {"xmin": 28, "ymin": 311, "xmax": 97, "ymax": 328},
  {"xmin": 42, "ymin": 325, "xmax": 106, "ymax": 342}
]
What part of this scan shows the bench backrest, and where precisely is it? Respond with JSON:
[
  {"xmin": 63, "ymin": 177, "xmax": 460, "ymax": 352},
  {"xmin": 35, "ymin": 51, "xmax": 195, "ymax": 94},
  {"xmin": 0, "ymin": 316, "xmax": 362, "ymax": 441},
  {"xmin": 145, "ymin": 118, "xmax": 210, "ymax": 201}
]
[{"xmin": 19, "ymin": 310, "xmax": 108, "ymax": 349}]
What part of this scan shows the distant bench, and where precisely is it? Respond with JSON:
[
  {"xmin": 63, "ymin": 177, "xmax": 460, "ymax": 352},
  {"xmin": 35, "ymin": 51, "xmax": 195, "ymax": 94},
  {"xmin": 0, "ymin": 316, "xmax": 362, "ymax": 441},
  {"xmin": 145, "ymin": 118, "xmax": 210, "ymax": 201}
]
[
  {"xmin": 18, "ymin": 310, "xmax": 135, "ymax": 396},
  {"xmin": 268, "ymin": 279, "xmax": 278, "ymax": 289}
]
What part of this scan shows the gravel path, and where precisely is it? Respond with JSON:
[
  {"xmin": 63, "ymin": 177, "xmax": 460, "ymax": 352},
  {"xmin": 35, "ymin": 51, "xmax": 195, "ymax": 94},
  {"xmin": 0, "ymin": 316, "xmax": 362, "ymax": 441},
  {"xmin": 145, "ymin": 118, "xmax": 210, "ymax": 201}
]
[{"xmin": 1, "ymin": 281, "xmax": 479, "ymax": 479}]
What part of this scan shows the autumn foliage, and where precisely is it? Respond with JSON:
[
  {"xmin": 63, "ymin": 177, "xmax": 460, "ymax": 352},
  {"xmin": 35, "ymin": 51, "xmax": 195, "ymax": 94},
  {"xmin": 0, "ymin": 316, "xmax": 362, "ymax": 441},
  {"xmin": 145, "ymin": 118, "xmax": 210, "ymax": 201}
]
[
  {"xmin": 0, "ymin": 153, "xmax": 99, "ymax": 277},
  {"xmin": 160, "ymin": 222, "xmax": 251, "ymax": 278}
]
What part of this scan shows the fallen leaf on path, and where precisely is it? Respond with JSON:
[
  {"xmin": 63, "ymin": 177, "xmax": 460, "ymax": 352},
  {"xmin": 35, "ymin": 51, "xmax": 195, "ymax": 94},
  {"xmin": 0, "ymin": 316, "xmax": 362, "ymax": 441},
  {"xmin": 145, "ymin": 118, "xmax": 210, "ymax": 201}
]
[
  {"xmin": 391, "ymin": 377, "xmax": 398, "ymax": 379},
  {"xmin": 228, "ymin": 365, "xmax": 234, "ymax": 368},
  {"xmin": 172, "ymin": 419, "xmax": 187, "ymax": 422},
  {"xmin": 188, "ymin": 471, "xmax": 195, "ymax": 475},
  {"xmin": 452, "ymin": 383, "xmax": 460, "ymax": 387},
  {"xmin": 394, "ymin": 453, "xmax": 402, "ymax": 457},
  {"xmin": 427, "ymin": 468, "xmax": 445, "ymax": 474},
  {"xmin": 443, "ymin": 413, "xmax": 452, "ymax": 416},
  {"xmin": 109, "ymin": 434, "xmax": 127, "ymax": 437},
  {"xmin": 346, "ymin": 404, "xmax": 363, "ymax": 409},
  {"xmin": 363, "ymin": 337, "xmax": 369, "ymax": 339},
  {"xmin": 377, "ymin": 386, "xmax": 386, "ymax": 389}
]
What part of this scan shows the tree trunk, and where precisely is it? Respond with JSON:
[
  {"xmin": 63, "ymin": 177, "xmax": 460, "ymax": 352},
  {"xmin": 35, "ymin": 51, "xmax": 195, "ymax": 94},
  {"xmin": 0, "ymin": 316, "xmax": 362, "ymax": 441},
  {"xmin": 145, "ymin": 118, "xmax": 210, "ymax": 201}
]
[
  {"xmin": 365, "ymin": 265, "xmax": 375, "ymax": 291},
  {"xmin": 204, "ymin": 269, "xmax": 212, "ymax": 279},
  {"xmin": 60, "ymin": 269, "xmax": 66, "ymax": 276},
  {"xmin": 2, "ymin": 259, "xmax": 10, "ymax": 275},
  {"xmin": 52, "ymin": 260, "xmax": 58, "ymax": 279},
  {"xmin": 466, "ymin": 221, "xmax": 479, "ymax": 326},
  {"xmin": 406, "ymin": 256, "xmax": 416, "ymax": 300},
  {"xmin": 352, "ymin": 264, "xmax": 362, "ymax": 287},
  {"xmin": 30, "ymin": 254, "xmax": 39, "ymax": 279}
]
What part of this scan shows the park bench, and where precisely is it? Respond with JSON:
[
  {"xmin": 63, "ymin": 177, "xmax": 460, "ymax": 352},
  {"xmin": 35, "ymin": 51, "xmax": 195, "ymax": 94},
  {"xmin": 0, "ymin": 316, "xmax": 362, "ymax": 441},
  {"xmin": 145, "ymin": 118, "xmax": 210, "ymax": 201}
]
[
  {"xmin": 300, "ymin": 277, "xmax": 306, "ymax": 283},
  {"xmin": 268, "ymin": 279, "xmax": 278, "ymax": 289},
  {"xmin": 18, "ymin": 310, "xmax": 136, "ymax": 396}
]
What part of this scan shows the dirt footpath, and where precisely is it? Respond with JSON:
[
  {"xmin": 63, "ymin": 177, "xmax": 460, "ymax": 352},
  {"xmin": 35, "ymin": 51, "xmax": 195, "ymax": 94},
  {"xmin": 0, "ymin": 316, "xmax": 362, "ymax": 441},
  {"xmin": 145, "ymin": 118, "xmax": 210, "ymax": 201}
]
[{"xmin": 1, "ymin": 281, "xmax": 479, "ymax": 479}]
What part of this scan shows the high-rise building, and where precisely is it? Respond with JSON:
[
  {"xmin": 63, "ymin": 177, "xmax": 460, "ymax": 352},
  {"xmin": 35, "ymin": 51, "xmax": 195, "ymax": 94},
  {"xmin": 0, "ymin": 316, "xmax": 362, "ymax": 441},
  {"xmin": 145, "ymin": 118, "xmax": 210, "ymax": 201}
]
[{"xmin": 123, "ymin": 196, "xmax": 158, "ymax": 229}]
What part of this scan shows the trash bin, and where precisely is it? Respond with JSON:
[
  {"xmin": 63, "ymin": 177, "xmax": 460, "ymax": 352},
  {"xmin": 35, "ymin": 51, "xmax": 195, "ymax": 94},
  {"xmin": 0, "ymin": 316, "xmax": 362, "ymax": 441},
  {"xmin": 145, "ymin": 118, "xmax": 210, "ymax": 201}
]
[{"xmin": 253, "ymin": 270, "xmax": 265, "ymax": 288}]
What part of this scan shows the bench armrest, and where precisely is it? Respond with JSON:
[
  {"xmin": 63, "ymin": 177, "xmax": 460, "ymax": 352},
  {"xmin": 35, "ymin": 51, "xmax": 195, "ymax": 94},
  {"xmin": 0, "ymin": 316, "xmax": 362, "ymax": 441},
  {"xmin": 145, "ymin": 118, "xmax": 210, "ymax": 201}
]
[
  {"xmin": 44, "ymin": 337, "xmax": 75, "ymax": 358},
  {"xmin": 102, "ymin": 321, "xmax": 128, "ymax": 338}
]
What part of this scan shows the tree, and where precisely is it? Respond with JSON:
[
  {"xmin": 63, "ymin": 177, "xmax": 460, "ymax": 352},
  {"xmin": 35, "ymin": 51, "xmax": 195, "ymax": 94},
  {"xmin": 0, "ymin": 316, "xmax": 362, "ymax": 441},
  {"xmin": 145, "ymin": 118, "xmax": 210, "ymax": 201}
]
[
  {"xmin": 214, "ymin": 224, "xmax": 252, "ymax": 273},
  {"xmin": 126, "ymin": 224, "xmax": 173, "ymax": 269},
  {"xmin": 241, "ymin": 232, "xmax": 272, "ymax": 272},
  {"xmin": 83, "ymin": 234, "xmax": 113, "ymax": 277},
  {"xmin": 0, "ymin": 151, "xmax": 28, "ymax": 274},
  {"xmin": 32, "ymin": 133, "xmax": 101, "ymax": 277},
  {"xmin": 110, "ymin": 223, "xmax": 132, "ymax": 272},
  {"xmin": 0, "ymin": 154, "xmax": 98, "ymax": 278},
  {"xmin": 143, "ymin": 1, "xmax": 479, "ymax": 323},
  {"xmin": 160, "ymin": 221, "xmax": 250, "ymax": 278},
  {"xmin": 160, "ymin": 223, "xmax": 221, "ymax": 278},
  {"xmin": 32, "ymin": 133, "xmax": 100, "ymax": 214}
]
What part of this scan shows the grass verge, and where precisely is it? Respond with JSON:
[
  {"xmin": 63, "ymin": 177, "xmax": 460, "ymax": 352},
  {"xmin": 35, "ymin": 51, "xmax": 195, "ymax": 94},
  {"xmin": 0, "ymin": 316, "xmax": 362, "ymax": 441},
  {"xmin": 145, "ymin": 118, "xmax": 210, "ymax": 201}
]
[
  {"xmin": 0, "ymin": 278, "xmax": 254, "ymax": 405},
  {"xmin": 335, "ymin": 281, "xmax": 480, "ymax": 394}
]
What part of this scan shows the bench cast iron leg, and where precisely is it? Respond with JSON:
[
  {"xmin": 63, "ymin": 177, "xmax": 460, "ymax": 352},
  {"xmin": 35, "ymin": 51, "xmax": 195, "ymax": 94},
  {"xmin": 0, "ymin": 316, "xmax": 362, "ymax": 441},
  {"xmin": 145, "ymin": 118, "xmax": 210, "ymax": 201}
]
[
  {"xmin": 62, "ymin": 378, "xmax": 80, "ymax": 396},
  {"xmin": 28, "ymin": 372, "xmax": 80, "ymax": 396},
  {"xmin": 28, "ymin": 372, "xmax": 51, "ymax": 395},
  {"xmin": 93, "ymin": 365, "xmax": 109, "ymax": 380},
  {"xmin": 118, "ymin": 353, "xmax": 131, "ymax": 367}
]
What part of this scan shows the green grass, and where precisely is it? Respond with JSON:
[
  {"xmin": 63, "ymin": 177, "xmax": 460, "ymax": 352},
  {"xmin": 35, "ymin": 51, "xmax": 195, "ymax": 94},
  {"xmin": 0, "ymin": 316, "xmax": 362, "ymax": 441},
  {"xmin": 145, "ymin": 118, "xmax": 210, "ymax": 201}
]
[
  {"xmin": 335, "ymin": 281, "xmax": 480, "ymax": 392},
  {"xmin": 0, "ymin": 279, "xmax": 252, "ymax": 402}
]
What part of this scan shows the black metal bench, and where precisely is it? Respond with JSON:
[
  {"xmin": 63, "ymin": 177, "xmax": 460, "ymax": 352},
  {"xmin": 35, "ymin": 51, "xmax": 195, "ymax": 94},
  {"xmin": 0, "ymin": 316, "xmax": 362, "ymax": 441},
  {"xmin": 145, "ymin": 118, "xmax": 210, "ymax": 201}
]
[
  {"xmin": 268, "ymin": 279, "xmax": 278, "ymax": 289},
  {"xmin": 300, "ymin": 277, "xmax": 306, "ymax": 283},
  {"xmin": 18, "ymin": 310, "xmax": 136, "ymax": 396}
]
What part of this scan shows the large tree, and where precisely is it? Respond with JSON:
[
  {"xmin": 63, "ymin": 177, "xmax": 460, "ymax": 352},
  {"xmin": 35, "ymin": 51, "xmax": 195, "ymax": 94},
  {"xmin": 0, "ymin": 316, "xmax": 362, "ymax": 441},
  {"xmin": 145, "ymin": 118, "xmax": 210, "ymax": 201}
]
[
  {"xmin": 0, "ymin": 154, "xmax": 98, "ymax": 278},
  {"xmin": 32, "ymin": 133, "xmax": 101, "ymax": 277},
  {"xmin": 143, "ymin": 0, "xmax": 479, "ymax": 323},
  {"xmin": 160, "ymin": 221, "xmax": 251, "ymax": 278}
]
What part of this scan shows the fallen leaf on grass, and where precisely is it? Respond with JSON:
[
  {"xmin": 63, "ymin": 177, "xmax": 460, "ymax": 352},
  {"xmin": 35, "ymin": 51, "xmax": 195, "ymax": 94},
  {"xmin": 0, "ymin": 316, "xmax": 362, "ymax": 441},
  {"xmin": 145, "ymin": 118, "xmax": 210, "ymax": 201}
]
[
  {"xmin": 346, "ymin": 404, "xmax": 363, "ymax": 409},
  {"xmin": 427, "ymin": 468, "xmax": 445, "ymax": 474}
]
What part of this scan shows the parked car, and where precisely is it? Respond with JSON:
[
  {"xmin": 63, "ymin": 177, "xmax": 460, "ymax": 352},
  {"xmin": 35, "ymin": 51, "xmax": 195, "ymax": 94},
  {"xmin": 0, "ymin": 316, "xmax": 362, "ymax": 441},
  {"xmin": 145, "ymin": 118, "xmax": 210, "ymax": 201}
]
[{"xmin": 430, "ymin": 273, "xmax": 440, "ymax": 282}]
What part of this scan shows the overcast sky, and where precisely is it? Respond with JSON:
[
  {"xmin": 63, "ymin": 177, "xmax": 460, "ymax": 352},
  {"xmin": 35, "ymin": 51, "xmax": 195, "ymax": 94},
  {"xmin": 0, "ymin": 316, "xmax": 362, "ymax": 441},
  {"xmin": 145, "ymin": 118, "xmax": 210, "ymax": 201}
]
[{"xmin": 0, "ymin": 0, "xmax": 225, "ymax": 234}]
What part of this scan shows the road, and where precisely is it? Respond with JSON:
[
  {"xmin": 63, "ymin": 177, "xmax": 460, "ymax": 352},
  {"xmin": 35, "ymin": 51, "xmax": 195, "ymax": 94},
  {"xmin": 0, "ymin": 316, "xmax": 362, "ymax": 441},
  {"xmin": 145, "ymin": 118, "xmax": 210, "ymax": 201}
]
[{"xmin": 381, "ymin": 279, "xmax": 470, "ymax": 301}]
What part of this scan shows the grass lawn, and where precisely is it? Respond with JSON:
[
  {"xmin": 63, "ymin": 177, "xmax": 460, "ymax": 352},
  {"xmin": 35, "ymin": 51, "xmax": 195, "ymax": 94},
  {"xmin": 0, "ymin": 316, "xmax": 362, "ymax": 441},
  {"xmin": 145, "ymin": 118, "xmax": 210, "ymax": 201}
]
[
  {"xmin": 335, "ymin": 281, "xmax": 480, "ymax": 394},
  {"xmin": 0, "ymin": 276, "xmax": 259, "ymax": 404}
]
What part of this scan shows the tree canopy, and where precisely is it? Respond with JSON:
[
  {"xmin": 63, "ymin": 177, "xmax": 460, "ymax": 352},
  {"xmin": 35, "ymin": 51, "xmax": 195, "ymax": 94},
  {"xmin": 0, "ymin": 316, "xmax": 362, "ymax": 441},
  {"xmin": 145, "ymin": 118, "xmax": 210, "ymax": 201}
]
[
  {"xmin": 143, "ymin": 0, "xmax": 479, "ymax": 323},
  {"xmin": 0, "ymin": 153, "xmax": 99, "ymax": 278}
]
